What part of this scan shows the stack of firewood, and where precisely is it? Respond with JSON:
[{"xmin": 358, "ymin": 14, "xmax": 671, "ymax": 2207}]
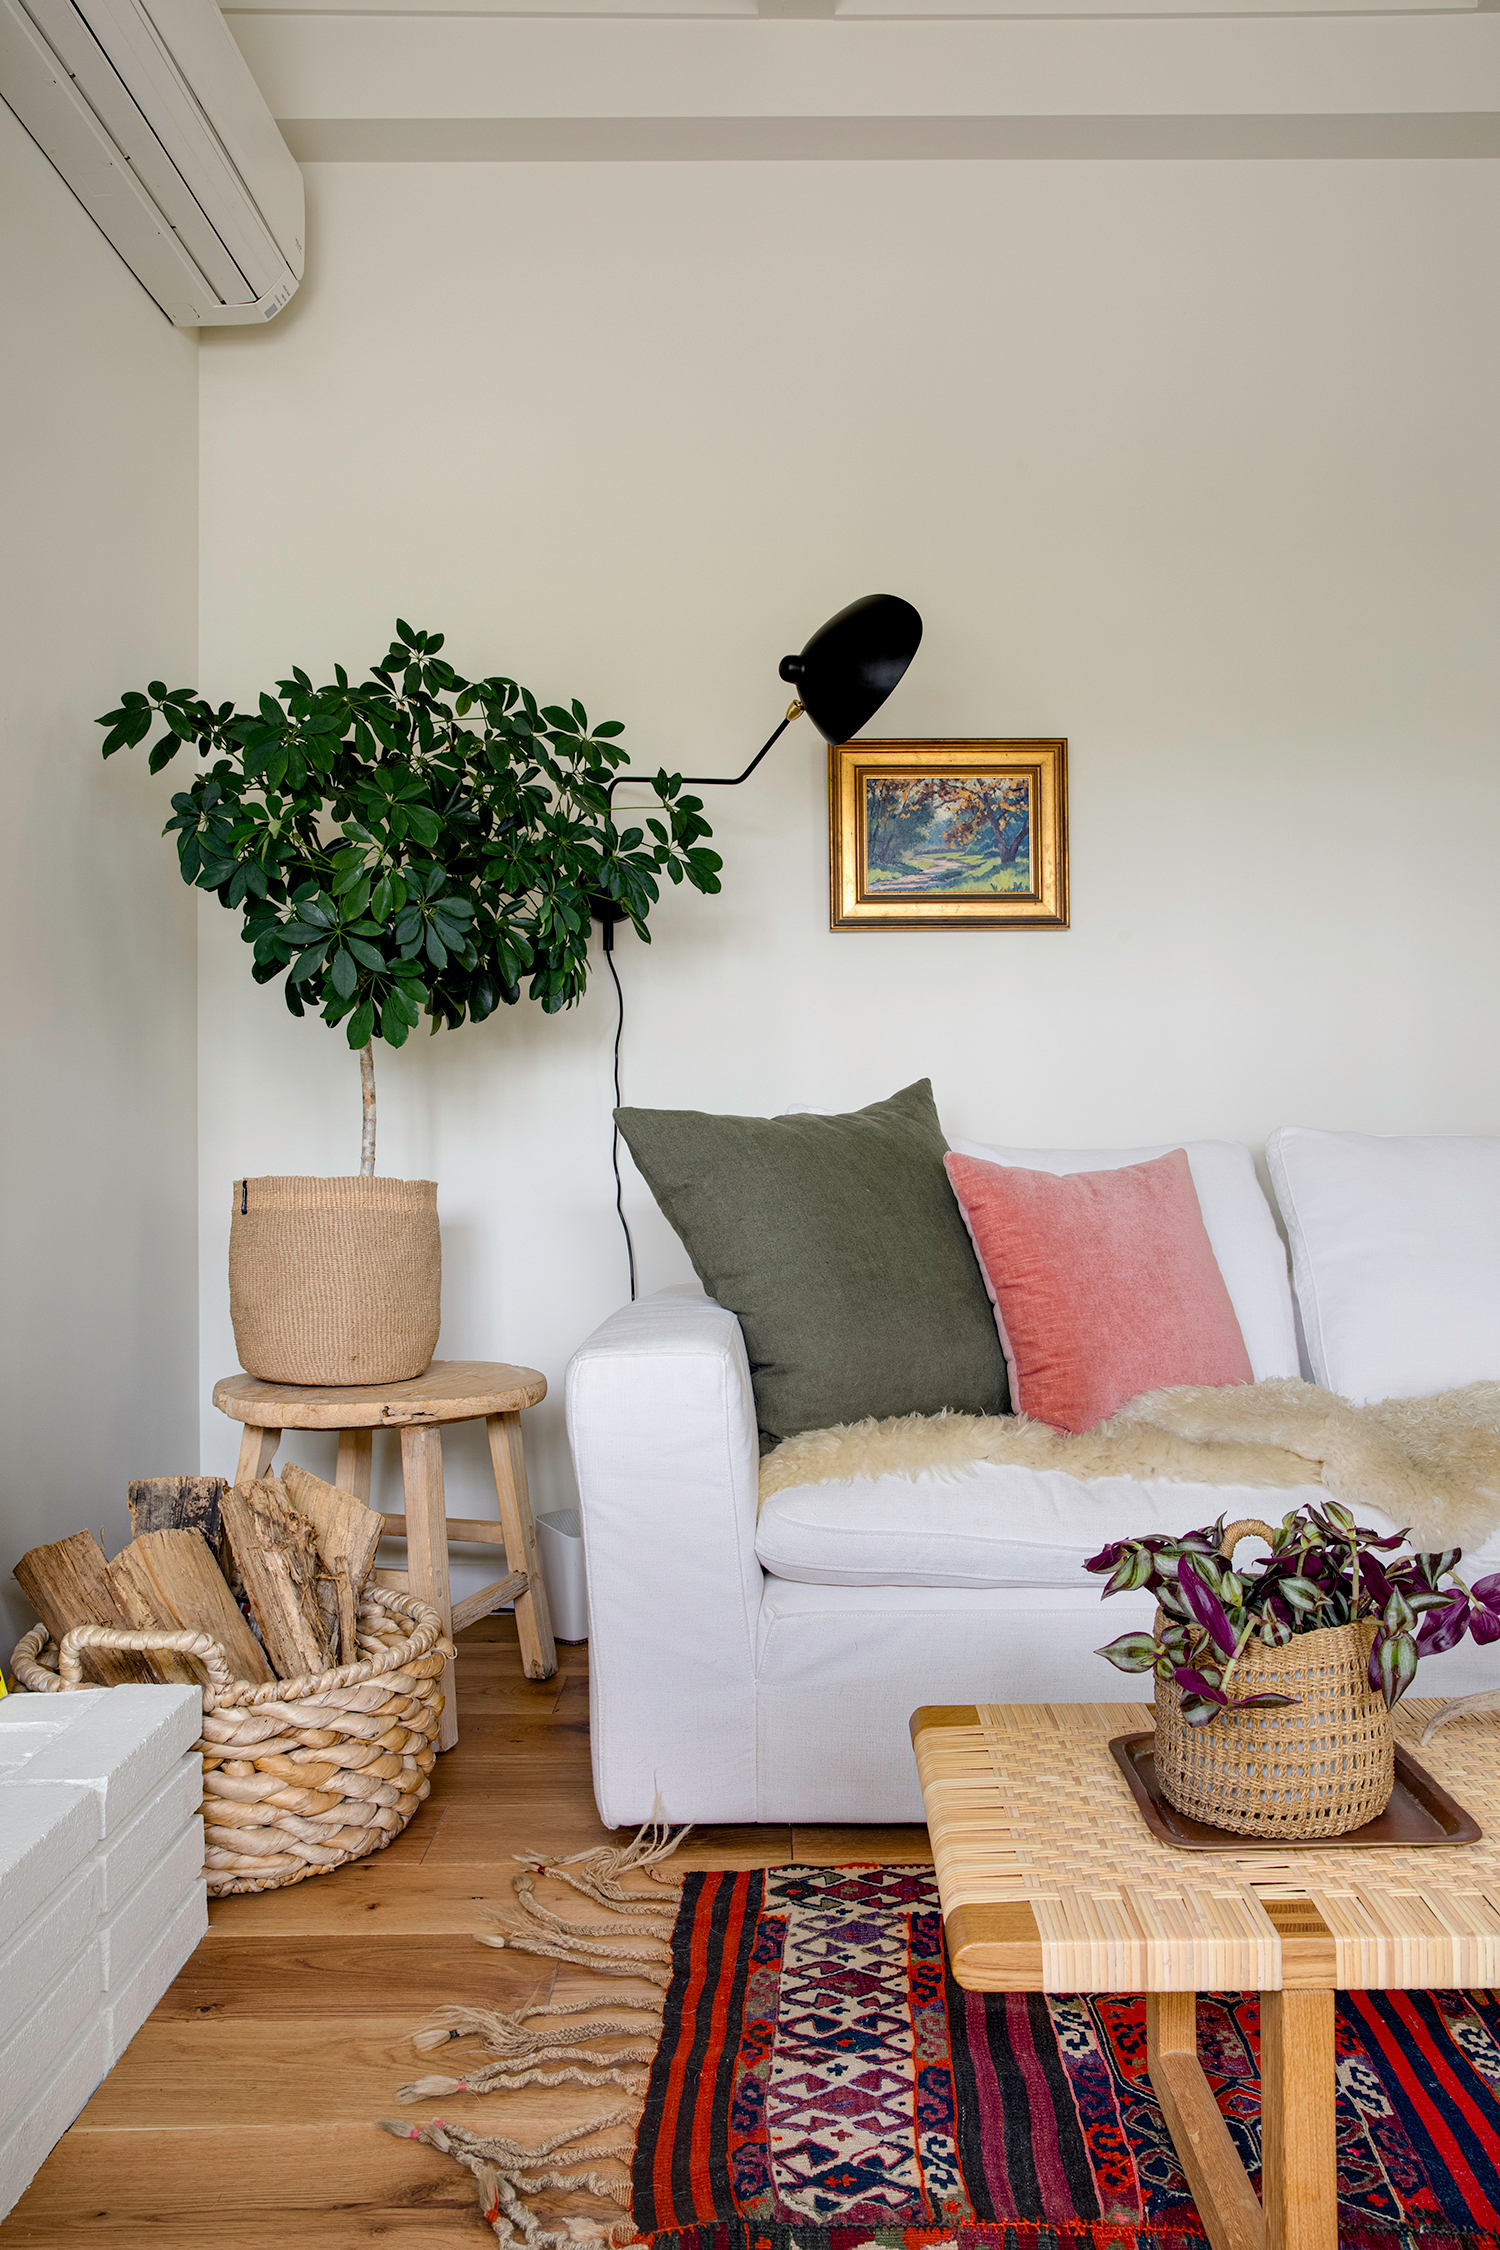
[{"xmin": 13, "ymin": 1465, "xmax": 385, "ymax": 1689}]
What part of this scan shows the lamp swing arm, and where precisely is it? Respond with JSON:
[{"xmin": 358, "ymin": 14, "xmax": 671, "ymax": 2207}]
[{"xmin": 603, "ymin": 698, "xmax": 805, "ymax": 812}]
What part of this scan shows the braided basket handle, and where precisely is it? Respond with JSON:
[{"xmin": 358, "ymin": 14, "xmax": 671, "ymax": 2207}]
[
  {"xmin": 1218, "ymin": 1518, "xmax": 1279, "ymax": 1559},
  {"xmin": 58, "ymin": 1624, "xmax": 239, "ymax": 1704}
]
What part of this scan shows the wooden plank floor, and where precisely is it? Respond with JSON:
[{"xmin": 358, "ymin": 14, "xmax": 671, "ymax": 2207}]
[{"xmin": 2, "ymin": 1614, "xmax": 930, "ymax": 2246}]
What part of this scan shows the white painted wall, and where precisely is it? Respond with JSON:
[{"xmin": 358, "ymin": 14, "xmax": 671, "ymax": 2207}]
[
  {"xmin": 197, "ymin": 158, "xmax": 1500, "ymax": 1553},
  {"xmin": 0, "ymin": 106, "xmax": 200, "ymax": 1651}
]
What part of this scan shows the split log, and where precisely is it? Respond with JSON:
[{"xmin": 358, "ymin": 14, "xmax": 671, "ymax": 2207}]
[
  {"xmin": 220, "ymin": 1479, "xmax": 337, "ymax": 1681},
  {"xmin": 12, "ymin": 1531, "xmax": 157, "ymax": 1686},
  {"xmin": 127, "ymin": 1477, "xmax": 229, "ymax": 1559},
  {"xmin": 281, "ymin": 1462, "xmax": 383, "ymax": 1665},
  {"xmin": 107, "ymin": 1546, "xmax": 203, "ymax": 1685},
  {"xmin": 108, "ymin": 1530, "xmax": 273, "ymax": 1687}
]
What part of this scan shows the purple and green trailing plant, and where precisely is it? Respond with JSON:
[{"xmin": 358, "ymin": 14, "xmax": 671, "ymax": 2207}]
[{"xmin": 1086, "ymin": 1501, "xmax": 1500, "ymax": 1728}]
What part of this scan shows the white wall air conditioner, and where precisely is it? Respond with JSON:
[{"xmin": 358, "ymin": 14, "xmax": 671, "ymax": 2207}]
[{"xmin": 0, "ymin": 0, "xmax": 302, "ymax": 324}]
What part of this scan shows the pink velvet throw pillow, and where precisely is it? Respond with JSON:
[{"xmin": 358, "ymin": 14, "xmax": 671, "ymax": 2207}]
[{"xmin": 943, "ymin": 1147, "xmax": 1254, "ymax": 1433}]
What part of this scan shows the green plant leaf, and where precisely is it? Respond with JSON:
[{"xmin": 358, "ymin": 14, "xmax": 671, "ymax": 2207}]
[
  {"xmin": 1095, "ymin": 1632, "xmax": 1158, "ymax": 1674},
  {"xmin": 347, "ymin": 1000, "xmax": 375, "ymax": 1047},
  {"xmin": 288, "ymin": 943, "xmax": 328, "ymax": 986}
]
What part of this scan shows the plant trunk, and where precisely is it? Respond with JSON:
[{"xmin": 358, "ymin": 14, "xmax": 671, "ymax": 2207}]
[{"xmin": 360, "ymin": 1042, "xmax": 376, "ymax": 1176}]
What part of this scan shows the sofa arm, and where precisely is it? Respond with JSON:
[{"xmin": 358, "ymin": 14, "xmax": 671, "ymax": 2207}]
[{"xmin": 566, "ymin": 1288, "xmax": 763, "ymax": 1828}]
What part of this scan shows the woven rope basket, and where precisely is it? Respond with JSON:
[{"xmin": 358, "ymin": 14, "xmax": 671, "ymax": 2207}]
[
  {"xmin": 1153, "ymin": 1517, "xmax": 1395, "ymax": 1840},
  {"xmin": 11, "ymin": 1586, "xmax": 454, "ymax": 1894}
]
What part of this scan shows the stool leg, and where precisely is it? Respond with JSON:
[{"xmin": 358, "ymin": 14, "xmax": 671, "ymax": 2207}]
[
  {"xmin": 334, "ymin": 1428, "xmax": 373, "ymax": 1502},
  {"xmin": 487, "ymin": 1412, "xmax": 557, "ymax": 1681},
  {"xmin": 401, "ymin": 1424, "xmax": 457, "ymax": 1751},
  {"xmin": 233, "ymin": 1425, "xmax": 280, "ymax": 1487}
]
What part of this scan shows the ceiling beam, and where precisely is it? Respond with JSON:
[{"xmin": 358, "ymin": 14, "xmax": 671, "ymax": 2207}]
[{"xmin": 225, "ymin": 11, "xmax": 1500, "ymax": 162}]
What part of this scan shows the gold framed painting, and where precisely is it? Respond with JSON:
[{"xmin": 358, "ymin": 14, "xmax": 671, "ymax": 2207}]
[{"xmin": 829, "ymin": 738, "xmax": 1069, "ymax": 931}]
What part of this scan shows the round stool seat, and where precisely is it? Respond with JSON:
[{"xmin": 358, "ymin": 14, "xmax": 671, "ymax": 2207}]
[{"xmin": 212, "ymin": 1359, "xmax": 547, "ymax": 1428}]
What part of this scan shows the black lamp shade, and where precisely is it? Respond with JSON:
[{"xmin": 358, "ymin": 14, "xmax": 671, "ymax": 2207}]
[{"xmin": 778, "ymin": 593, "xmax": 923, "ymax": 743}]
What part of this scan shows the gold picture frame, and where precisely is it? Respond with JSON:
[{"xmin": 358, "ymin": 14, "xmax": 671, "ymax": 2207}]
[{"xmin": 829, "ymin": 738, "xmax": 1069, "ymax": 931}]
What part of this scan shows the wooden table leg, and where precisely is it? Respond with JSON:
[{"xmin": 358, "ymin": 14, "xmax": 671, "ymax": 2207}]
[
  {"xmin": 1260, "ymin": 1990, "xmax": 1336, "ymax": 2250},
  {"xmin": 233, "ymin": 1424, "xmax": 280, "ymax": 1486},
  {"xmin": 1147, "ymin": 1993, "xmax": 1266, "ymax": 2250},
  {"xmin": 334, "ymin": 1427, "xmax": 373, "ymax": 1502},
  {"xmin": 486, "ymin": 1412, "xmax": 557, "ymax": 1681},
  {"xmin": 400, "ymin": 1424, "xmax": 457, "ymax": 1751}
]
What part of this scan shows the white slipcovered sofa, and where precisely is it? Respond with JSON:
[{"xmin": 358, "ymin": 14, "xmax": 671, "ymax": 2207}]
[{"xmin": 567, "ymin": 1128, "xmax": 1500, "ymax": 1827}]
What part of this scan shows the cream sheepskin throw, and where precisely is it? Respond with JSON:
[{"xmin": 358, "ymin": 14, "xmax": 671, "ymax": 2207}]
[{"xmin": 758, "ymin": 1377, "xmax": 1500, "ymax": 1553}]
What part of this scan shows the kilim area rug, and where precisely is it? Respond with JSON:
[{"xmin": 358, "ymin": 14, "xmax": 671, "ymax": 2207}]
[{"xmin": 387, "ymin": 1835, "xmax": 1500, "ymax": 2249}]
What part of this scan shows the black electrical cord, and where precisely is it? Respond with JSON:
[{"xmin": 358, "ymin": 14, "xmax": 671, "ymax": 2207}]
[
  {"xmin": 604, "ymin": 930, "xmax": 637, "ymax": 1303},
  {"xmin": 600, "ymin": 700, "xmax": 804, "ymax": 1302}
]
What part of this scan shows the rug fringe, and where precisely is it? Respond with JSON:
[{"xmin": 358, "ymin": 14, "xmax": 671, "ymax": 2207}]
[
  {"xmin": 400, "ymin": 2000, "xmax": 659, "ymax": 2100},
  {"xmin": 399, "ymin": 2064, "xmax": 650, "ymax": 2100},
  {"xmin": 411, "ymin": 1998, "xmax": 661, "ymax": 2059},
  {"xmin": 512, "ymin": 1817, "xmax": 691, "ymax": 1910},
  {"xmin": 479, "ymin": 1927, "xmax": 673, "ymax": 1986},
  {"xmin": 512, "ymin": 1872, "xmax": 678, "ymax": 1946},
  {"xmin": 482, "ymin": 1827, "xmax": 686, "ymax": 1983},
  {"xmin": 381, "ymin": 2112, "xmax": 641, "ymax": 2248},
  {"xmin": 387, "ymin": 1821, "xmax": 693, "ymax": 2235}
]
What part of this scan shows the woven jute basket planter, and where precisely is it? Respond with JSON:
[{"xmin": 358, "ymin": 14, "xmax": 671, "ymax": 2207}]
[
  {"xmin": 11, "ymin": 1586, "xmax": 454, "ymax": 1894},
  {"xmin": 1153, "ymin": 1517, "xmax": 1396, "ymax": 1840},
  {"xmin": 229, "ymin": 1174, "xmax": 441, "ymax": 1385}
]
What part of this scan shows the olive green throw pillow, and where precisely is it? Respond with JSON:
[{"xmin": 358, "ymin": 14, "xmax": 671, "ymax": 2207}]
[{"xmin": 615, "ymin": 1079, "xmax": 1009, "ymax": 1451}]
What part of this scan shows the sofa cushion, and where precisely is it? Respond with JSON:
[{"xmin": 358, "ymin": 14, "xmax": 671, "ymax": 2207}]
[
  {"xmin": 754, "ymin": 1464, "xmax": 1322, "ymax": 1588},
  {"xmin": 949, "ymin": 1136, "xmax": 1299, "ymax": 1381},
  {"xmin": 755, "ymin": 1463, "xmax": 1500, "ymax": 1590},
  {"xmin": 616, "ymin": 1079, "xmax": 1008, "ymax": 1450},
  {"xmin": 944, "ymin": 1147, "xmax": 1253, "ymax": 1431},
  {"xmin": 1267, "ymin": 1127, "xmax": 1500, "ymax": 1403}
]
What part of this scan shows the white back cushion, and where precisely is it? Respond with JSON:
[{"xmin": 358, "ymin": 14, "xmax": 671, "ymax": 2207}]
[
  {"xmin": 1267, "ymin": 1127, "xmax": 1500, "ymax": 1403},
  {"xmin": 948, "ymin": 1138, "xmax": 1299, "ymax": 1382}
]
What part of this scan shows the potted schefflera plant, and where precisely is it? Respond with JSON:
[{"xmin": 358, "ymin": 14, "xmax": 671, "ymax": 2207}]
[
  {"xmin": 101, "ymin": 622, "xmax": 720, "ymax": 1385},
  {"xmin": 1089, "ymin": 1504, "xmax": 1500, "ymax": 1839}
]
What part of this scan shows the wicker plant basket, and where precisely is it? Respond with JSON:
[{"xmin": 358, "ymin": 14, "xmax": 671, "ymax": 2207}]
[
  {"xmin": 10, "ymin": 1586, "xmax": 454, "ymax": 1894},
  {"xmin": 1153, "ymin": 1517, "xmax": 1395, "ymax": 1840},
  {"xmin": 229, "ymin": 1174, "xmax": 441, "ymax": 1385}
]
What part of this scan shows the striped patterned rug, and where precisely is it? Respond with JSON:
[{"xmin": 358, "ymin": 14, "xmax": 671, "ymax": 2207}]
[{"xmin": 631, "ymin": 1864, "xmax": 1500, "ymax": 2250}]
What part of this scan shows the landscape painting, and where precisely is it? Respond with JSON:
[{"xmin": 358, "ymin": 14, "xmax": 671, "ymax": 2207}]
[
  {"xmin": 829, "ymin": 739, "xmax": 1068, "ymax": 931},
  {"xmin": 864, "ymin": 772, "xmax": 1032, "ymax": 896}
]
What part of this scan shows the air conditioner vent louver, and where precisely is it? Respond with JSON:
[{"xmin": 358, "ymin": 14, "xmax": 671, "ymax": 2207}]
[{"xmin": 0, "ymin": 0, "xmax": 302, "ymax": 325}]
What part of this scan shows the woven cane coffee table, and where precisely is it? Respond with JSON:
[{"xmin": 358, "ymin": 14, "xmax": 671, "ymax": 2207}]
[{"xmin": 912, "ymin": 1699, "xmax": 1500, "ymax": 2250}]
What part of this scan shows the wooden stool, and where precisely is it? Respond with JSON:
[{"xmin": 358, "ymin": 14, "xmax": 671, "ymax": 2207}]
[{"xmin": 212, "ymin": 1360, "xmax": 557, "ymax": 1750}]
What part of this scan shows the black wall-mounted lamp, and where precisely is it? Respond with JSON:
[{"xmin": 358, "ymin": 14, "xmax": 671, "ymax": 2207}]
[
  {"xmin": 592, "ymin": 592, "xmax": 923, "ymax": 946},
  {"xmin": 597, "ymin": 593, "xmax": 923, "ymax": 1297}
]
